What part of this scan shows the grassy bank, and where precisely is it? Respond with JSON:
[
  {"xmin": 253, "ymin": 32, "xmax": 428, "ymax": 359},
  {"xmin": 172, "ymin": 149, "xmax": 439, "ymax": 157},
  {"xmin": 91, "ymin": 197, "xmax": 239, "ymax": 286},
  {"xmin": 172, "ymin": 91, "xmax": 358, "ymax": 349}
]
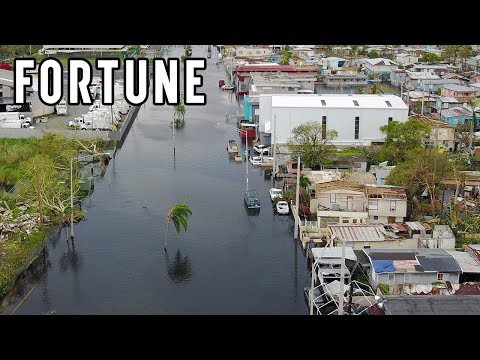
[{"xmin": 0, "ymin": 133, "xmax": 116, "ymax": 302}]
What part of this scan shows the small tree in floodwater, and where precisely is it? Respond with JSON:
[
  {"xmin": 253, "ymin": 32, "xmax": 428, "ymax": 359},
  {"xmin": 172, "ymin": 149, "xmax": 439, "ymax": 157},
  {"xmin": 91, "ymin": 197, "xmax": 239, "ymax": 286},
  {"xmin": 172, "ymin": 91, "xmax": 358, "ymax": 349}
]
[{"xmin": 164, "ymin": 203, "xmax": 192, "ymax": 250}]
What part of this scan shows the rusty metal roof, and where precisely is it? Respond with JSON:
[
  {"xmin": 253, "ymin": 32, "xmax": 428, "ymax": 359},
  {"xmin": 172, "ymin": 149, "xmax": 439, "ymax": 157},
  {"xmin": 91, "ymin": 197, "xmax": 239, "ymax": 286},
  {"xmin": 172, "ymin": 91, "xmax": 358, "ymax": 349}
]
[{"xmin": 328, "ymin": 224, "xmax": 386, "ymax": 242}]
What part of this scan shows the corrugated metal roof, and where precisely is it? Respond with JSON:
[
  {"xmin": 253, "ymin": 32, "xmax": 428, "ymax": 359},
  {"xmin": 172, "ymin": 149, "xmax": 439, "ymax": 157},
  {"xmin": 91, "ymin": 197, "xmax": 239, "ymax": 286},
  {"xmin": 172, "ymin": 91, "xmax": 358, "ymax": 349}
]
[
  {"xmin": 329, "ymin": 225, "xmax": 385, "ymax": 242},
  {"xmin": 366, "ymin": 250, "xmax": 417, "ymax": 261},
  {"xmin": 405, "ymin": 221, "xmax": 426, "ymax": 232},
  {"xmin": 447, "ymin": 251, "xmax": 480, "ymax": 273},
  {"xmin": 364, "ymin": 58, "xmax": 398, "ymax": 66},
  {"xmin": 442, "ymin": 84, "xmax": 476, "ymax": 92},
  {"xmin": 441, "ymin": 106, "xmax": 472, "ymax": 118}
]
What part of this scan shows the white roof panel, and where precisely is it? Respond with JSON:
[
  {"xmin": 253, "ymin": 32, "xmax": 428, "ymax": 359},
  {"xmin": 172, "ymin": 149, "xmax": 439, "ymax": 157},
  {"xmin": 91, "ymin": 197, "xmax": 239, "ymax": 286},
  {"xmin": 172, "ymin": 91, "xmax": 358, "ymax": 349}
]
[{"xmin": 270, "ymin": 94, "xmax": 407, "ymax": 110}]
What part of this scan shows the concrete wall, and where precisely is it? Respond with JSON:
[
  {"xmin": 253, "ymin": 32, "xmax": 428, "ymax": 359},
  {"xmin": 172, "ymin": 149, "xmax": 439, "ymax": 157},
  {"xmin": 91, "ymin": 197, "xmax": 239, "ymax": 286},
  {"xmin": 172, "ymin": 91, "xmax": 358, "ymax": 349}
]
[
  {"xmin": 375, "ymin": 271, "xmax": 459, "ymax": 287},
  {"xmin": 368, "ymin": 198, "xmax": 407, "ymax": 221},
  {"xmin": 317, "ymin": 189, "xmax": 365, "ymax": 212},
  {"xmin": 108, "ymin": 105, "xmax": 139, "ymax": 143},
  {"xmin": 347, "ymin": 237, "xmax": 419, "ymax": 250},
  {"xmin": 261, "ymin": 104, "xmax": 408, "ymax": 146}
]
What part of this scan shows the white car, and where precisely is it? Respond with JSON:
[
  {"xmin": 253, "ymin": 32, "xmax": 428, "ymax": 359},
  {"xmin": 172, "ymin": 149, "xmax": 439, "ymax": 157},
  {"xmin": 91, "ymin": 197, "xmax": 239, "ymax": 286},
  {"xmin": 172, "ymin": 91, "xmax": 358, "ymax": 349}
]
[
  {"xmin": 269, "ymin": 188, "xmax": 283, "ymax": 201},
  {"xmin": 253, "ymin": 144, "xmax": 270, "ymax": 155},
  {"xmin": 221, "ymin": 84, "xmax": 235, "ymax": 91},
  {"xmin": 249, "ymin": 156, "xmax": 262, "ymax": 165},
  {"xmin": 276, "ymin": 201, "xmax": 289, "ymax": 215}
]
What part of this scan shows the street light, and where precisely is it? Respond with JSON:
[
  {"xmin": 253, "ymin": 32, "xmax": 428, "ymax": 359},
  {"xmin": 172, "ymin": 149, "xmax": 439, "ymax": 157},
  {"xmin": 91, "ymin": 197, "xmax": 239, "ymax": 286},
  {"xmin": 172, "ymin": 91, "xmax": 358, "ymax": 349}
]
[{"xmin": 70, "ymin": 152, "xmax": 110, "ymax": 238}]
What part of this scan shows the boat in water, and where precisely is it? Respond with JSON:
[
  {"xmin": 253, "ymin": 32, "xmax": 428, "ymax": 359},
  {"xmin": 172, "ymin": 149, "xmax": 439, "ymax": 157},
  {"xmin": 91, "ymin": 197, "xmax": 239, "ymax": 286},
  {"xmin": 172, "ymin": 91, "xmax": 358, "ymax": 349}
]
[{"xmin": 227, "ymin": 140, "xmax": 238, "ymax": 153}]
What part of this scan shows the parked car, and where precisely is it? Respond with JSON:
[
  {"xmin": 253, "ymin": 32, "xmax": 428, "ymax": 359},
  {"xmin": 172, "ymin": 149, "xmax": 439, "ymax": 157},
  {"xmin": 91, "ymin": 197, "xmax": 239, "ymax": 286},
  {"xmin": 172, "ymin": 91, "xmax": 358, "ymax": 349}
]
[
  {"xmin": 253, "ymin": 144, "xmax": 270, "ymax": 155},
  {"xmin": 249, "ymin": 156, "xmax": 262, "ymax": 165},
  {"xmin": 269, "ymin": 188, "xmax": 283, "ymax": 201},
  {"xmin": 244, "ymin": 190, "xmax": 261, "ymax": 209},
  {"xmin": 221, "ymin": 84, "xmax": 235, "ymax": 91},
  {"xmin": 276, "ymin": 201, "xmax": 289, "ymax": 215}
]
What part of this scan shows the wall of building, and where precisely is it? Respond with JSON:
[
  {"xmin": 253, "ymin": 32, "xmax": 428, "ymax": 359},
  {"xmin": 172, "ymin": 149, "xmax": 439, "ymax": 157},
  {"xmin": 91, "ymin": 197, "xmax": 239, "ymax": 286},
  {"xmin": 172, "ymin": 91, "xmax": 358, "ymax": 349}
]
[
  {"xmin": 375, "ymin": 271, "xmax": 459, "ymax": 287},
  {"xmin": 317, "ymin": 189, "xmax": 365, "ymax": 212},
  {"xmin": 267, "ymin": 106, "xmax": 408, "ymax": 145},
  {"xmin": 347, "ymin": 237, "xmax": 418, "ymax": 250},
  {"xmin": 316, "ymin": 210, "xmax": 368, "ymax": 228},
  {"xmin": 236, "ymin": 47, "xmax": 271, "ymax": 57},
  {"xmin": 368, "ymin": 198, "xmax": 407, "ymax": 221}
]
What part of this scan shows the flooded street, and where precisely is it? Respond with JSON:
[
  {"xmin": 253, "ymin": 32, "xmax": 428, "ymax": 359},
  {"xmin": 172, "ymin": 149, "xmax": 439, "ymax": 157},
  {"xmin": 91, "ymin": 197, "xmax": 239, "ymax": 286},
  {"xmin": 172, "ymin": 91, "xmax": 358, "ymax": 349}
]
[{"xmin": 6, "ymin": 45, "xmax": 310, "ymax": 314}]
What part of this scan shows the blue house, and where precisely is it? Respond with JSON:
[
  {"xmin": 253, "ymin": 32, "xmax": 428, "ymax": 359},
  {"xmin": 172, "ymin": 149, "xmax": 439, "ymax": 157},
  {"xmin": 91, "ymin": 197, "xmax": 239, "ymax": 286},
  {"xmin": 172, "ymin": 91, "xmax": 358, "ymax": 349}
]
[{"xmin": 440, "ymin": 106, "xmax": 478, "ymax": 130}]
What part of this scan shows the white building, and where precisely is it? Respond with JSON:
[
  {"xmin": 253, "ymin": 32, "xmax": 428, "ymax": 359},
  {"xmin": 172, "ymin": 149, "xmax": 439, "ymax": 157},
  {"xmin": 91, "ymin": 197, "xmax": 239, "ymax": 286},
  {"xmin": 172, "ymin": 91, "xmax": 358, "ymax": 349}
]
[
  {"xmin": 235, "ymin": 46, "xmax": 272, "ymax": 58},
  {"xmin": 395, "ymin": 53, "xmax": 419, "ymax": 65},
  {"xmin": 42, "ymin": 45, "xmax": 127, "ymax": 55},
  {"xmin": 363, "ymin": 58, "xmax": 398, "ymax": 74},
  {"xmin": 259, "ymin": 94, "xmax": 408, "ymax": 146}
]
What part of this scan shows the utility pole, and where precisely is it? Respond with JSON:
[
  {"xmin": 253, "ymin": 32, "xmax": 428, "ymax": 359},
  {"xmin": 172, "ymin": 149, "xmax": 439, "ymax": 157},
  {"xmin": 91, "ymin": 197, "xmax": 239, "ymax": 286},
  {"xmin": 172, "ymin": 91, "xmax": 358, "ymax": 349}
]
[
  {"xmin": 272, "ymin": 115, "xmax": 277, "ymax": 181},
  {"xmin": 70, "ymin": 157, "xmax": 74, "ymax": 238},
  {"xmin": 35, "ymin": 155, "xmax": 43, "ymax": 228},
  {"xmin": 338, "ymin": 236, "xmax": 346, "ymax": 315},
  {"xmin": 110, "ymin": 104, "xmax": 114, "ymax": 131},
  {"xmin": 294, "ymin": 157, "xmax": 300, "ymax": 239},
  {"xmin": 245, "ymin": 130, "xmax": 249, "ymax": 191}
]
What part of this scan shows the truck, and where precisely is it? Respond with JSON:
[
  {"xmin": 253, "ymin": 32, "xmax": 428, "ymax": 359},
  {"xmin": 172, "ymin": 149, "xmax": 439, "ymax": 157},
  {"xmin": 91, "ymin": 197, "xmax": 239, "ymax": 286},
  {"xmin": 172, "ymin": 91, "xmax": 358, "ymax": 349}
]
[
  {"xmin": 56, "ymin": 100, "xmax": 68, "ymax": 115},
  {"xmin": 0, "ymin": 112, "xmax": 32, "ymax": 128}
]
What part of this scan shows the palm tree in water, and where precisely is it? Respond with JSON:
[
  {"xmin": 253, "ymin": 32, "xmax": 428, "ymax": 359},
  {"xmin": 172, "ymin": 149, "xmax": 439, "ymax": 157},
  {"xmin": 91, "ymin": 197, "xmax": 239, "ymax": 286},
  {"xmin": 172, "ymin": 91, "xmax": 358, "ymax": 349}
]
[{"xmin": 164, "ymin": 203, "xmax": 192, "ymax": 250}]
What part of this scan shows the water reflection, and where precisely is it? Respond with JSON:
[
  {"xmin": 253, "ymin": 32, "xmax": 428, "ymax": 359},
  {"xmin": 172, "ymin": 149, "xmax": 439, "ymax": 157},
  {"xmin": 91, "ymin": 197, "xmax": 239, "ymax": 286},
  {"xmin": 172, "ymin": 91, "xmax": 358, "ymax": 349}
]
[
  {"xmin": 59, "ymin": 239, "xmax": 82, "ymax": 273},
  {"xmin": 165, "ymin": 249, "xmax": 193, "ymax": 285}
]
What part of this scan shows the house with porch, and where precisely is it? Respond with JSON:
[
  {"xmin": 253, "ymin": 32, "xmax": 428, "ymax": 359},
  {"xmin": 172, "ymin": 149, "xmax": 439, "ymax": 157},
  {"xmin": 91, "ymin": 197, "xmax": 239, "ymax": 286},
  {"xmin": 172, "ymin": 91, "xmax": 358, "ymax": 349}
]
[{"xmin": 441, "ymin": 84, "xmax": 478, "ymax": 102}]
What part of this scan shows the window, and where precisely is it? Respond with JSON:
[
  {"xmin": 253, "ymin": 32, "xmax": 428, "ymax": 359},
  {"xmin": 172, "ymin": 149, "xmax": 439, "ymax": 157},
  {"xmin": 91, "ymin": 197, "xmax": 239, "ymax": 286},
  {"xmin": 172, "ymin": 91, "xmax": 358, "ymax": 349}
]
[
  {"xmin": 390, "ymin": 201, "xmax": 396, "ymax": 211},
  {"xmin": 388, "ymin": 274, "xmax": 394, "ymax": 281},
  {"xmin": 373, "ymin": 216, "xmax": 379, "ymax": 220},
  {"xmin": 255, "ymin": 50, "xmax": 260, "ymax": 54},
  {"xmin": 322, "ymin": 116, "xmax": 327, "ymax": 138},
  {"xmin": 288, "ymin": 87, "xmax": 294, "ymax": 91},
  {"xmin": 385, "ymin": 100, "xmax": 392, "ymax": 107},
  {"xmin": 347, "ymin": 196, "xmax": 353, "ymax": 210},
  {"xmin": 353, "ymin": 100, "xmax": 359, "ymax": 106},
  {"xmin": 342, "ymin": 219, "xmax": 349, "ymax": 223},
  {"xmin": 405, "ymin": 274, "xmax": 412, "ymax": 283},
  {"xmin": 353, "ymin": 219, "xmax": 357, "ymax": 224},
  {"xmin": 321, "ymin": 100, "xmax": 326, "ymax": 106},
  {"xmin": 369, "ymin": 200, "xmax": 379, "ymax": 210},
  {"xmin": 330, "ymin": 194, "xmax": 336, "ymax": 203},
  {"xmin": 354, "ymin": 117, "xmax": 359, "ymax": 139},
  {"xmin": 388, "ymin": 117, "xmax": 393, "ymax": 124},
  {"xmin": 364, "ymin": 245, "xmax": 371, "ymax": 249},
  {"xmin": 437, "ymin": 273, "xmax": 444, "ymax": 281}
]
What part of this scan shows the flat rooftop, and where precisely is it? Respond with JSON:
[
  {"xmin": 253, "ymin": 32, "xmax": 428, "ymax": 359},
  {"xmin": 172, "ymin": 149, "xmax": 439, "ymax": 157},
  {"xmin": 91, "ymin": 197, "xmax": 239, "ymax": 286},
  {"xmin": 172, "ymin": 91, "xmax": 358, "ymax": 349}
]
[
  {"xmin": 384, "ymin": 295, "xmax": 480, "ymax": 315},
  {"xmin": 268, "ymin": 94, "xmax": 408, "ymax": 110}
]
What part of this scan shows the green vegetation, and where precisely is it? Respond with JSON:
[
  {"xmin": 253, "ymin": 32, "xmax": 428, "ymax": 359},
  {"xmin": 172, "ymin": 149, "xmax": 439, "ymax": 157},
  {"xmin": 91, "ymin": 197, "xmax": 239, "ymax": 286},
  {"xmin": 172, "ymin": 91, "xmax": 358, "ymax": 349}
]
[
  {"xmin": 419, "ymin": 53, "xmax": 442, "ymax": 63},
  {"xmin": 377, "ymin": 283, "xmax": 390, "ymax": 295},
  {"xmin": 431, "ymin": 281, "xmax": 444, "ymax": 286},
  {"xmin": 0, "ymin": 228, "xmax": 47, "ymax": 298},
  {"xmin": 164, "ymin": 203, "xmax": 192, "ymax": 249},
  {"xmin": 278, "ymin": 45, "xmax": 293, "ymax": 65},
  {"xmin": 288, "ymin": 122, "xmax": 338, "ymax": 169},
  {"xmin": 337, "ymin": 147, "xmax": 365, "ymax": 157},
  {"xmin": 378, "ymin": 119, "xmax": 431, "ymax": 165},
  {"xmin": 172, "ymin": 98, "xmax": 186, "ymax": 128},
  {"xmin": 0, "ymin": 133, "xmax": 115, "ymax": 299}
]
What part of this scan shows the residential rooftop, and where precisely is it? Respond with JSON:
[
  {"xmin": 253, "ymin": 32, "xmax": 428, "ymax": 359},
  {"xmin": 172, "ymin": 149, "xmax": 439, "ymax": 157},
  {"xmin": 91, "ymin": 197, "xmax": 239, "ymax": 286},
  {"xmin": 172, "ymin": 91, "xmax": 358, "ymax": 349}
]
[
  {"xmin": 441, "ymin": 107, "xmax": 472, "ymax": 118},
  {"xmin": 364, "ymin": 58, "xmax": 398, "ymax": 66},
  {"xmin": 384, "ymin": 295, "xmax": 480, "ymax": 315},
  {"xmin": 442, "ymin": 84, "xmax": 477, "ymax": 92},
  {"xmin": 364, "ymin": 248, "xmax": 462, "ymax": 274}
]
